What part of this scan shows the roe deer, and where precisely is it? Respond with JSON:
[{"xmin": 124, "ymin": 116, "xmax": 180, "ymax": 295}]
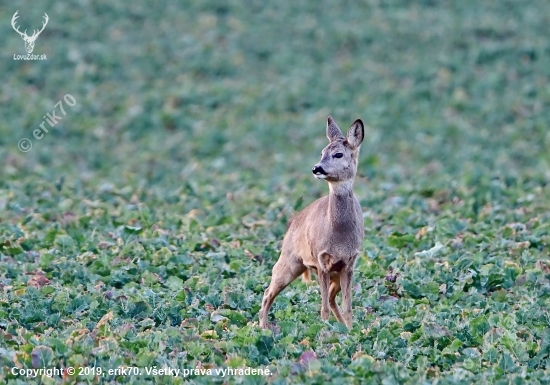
[{"xmin": 259, "ymin": 116, "xmax": 364, "ymax": 329}]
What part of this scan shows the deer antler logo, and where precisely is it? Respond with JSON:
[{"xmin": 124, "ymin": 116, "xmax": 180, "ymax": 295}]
[{"xmin": 11, "ymin": 11, "xmax": 49, "ymax": 54}]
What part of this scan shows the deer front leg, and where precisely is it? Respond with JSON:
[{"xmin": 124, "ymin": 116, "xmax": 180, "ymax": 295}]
[
  {"xmin": 318, "ymin": 252, "xmax": 334, "ymax": 321},
  {"xmin": 339, "ymin": 265, "xmax": 354, "ymax": 329},
  {"xmin": 318, "ymin": 268, "xmax": 330, "ymax": 320}
]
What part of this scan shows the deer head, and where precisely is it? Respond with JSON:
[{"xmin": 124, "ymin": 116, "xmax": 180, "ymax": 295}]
[
  {"xmin": 12, "ymin": 11, "xmax": 49, "ymax": 53},
  {"xmin": 311, "ymin": 116, "xmax": 364, "ymax": 183}
]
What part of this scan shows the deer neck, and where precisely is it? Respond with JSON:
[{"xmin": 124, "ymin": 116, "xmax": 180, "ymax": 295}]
[{"xmin": 327, "ymin": 180, "xmax": 356, "ymax": 227}]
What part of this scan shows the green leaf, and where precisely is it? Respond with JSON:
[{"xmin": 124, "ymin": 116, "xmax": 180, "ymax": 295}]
[
  {"xmin": 388, "ymin": 232, "xmax": 415, "ymax": 248},
  {"xmin": 165, "ymin": 276, "xmax": 183, "ymax": 291},
  {"xmin": 40, "ymin": 286, "xmax": 56, "ymax": 295},
  {"xmin": 401, "ymin": 280, "xmax": 423, "ymax": 299},
  {"xmin": 31, "ymin": 346, "xmax": 54, "ymax": 368},
  {"xmin": 175, "ymin": 289, "xmax": 187, "ymax": 302}
]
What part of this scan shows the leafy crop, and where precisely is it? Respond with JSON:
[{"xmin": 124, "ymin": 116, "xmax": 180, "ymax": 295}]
[{"xmin": 1, "ymin": 0, "xmax": 550, "ymax": 383}]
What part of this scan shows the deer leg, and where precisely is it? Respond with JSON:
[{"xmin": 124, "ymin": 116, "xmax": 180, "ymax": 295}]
[
  {"xmin": 339, "ymin": 266, "xmax": 354, "ymax": 329},
  {"xmin": 301, "ymin": 268, "xmax": 312, "ymax": 283},
  {"xmin": 319, "ymin": 252, "xmax": 341, "ymax": 321},
  {"xmin": 259, "ymin": 255, "xmax": 305, "ymax": 329},
  {"xmin": 318, "ymin": 268, "xmax": 331, "ymax": 321},
  {"xmin": 329, "ymin": 275, "xmax": 346, "ymax": 325}
]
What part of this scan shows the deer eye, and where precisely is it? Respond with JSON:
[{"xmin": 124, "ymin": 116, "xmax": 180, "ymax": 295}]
[{"xmin": 334, "ymin": 153, "xmax": 343, "ymax": 158}]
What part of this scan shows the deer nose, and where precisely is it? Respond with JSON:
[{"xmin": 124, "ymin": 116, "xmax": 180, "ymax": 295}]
[{"xmin": 312, "ymin": 165, "xmax": 327, "ymax": 175}]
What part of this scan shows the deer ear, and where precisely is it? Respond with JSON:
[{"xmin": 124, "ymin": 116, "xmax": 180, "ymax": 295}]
[
  {"xmin": 326, "ymin": 116, "xmax": 344, "ymax": 142},
  {"xmin": 346, "ymin": 119, "xmax": 364, "ymax": 149}
]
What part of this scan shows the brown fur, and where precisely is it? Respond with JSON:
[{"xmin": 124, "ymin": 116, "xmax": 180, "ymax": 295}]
[{"xmin": 258, "ymin": 116, "xmax": 364, "ymax": 329}]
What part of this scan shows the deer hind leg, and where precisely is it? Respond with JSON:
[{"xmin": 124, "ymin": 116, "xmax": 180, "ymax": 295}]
[
  {"xmin": 259, "ymin": 254, "xmax": 306, "ymax": 329},
  {"xmin": 339, "ymin": 266, "xmax": 354, "ymax": 329},
  {"xmin": 329, "ymin": 275, "xmax": 346, "ymax": 325}
]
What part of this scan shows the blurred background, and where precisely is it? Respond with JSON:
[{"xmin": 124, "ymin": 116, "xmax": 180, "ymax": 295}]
[
  {"xmin": 1, "ymin": 0, "xmax": 550, "ymax": 382},
  {"xmin": 2, "ymin": 0, "xmax": 549, "ymax": 193}
]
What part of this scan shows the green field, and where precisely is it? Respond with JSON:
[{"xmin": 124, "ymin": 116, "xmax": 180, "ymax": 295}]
[{"xmin": 1, "ymin": 0, "xmax": 550, "ymax": 383}]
